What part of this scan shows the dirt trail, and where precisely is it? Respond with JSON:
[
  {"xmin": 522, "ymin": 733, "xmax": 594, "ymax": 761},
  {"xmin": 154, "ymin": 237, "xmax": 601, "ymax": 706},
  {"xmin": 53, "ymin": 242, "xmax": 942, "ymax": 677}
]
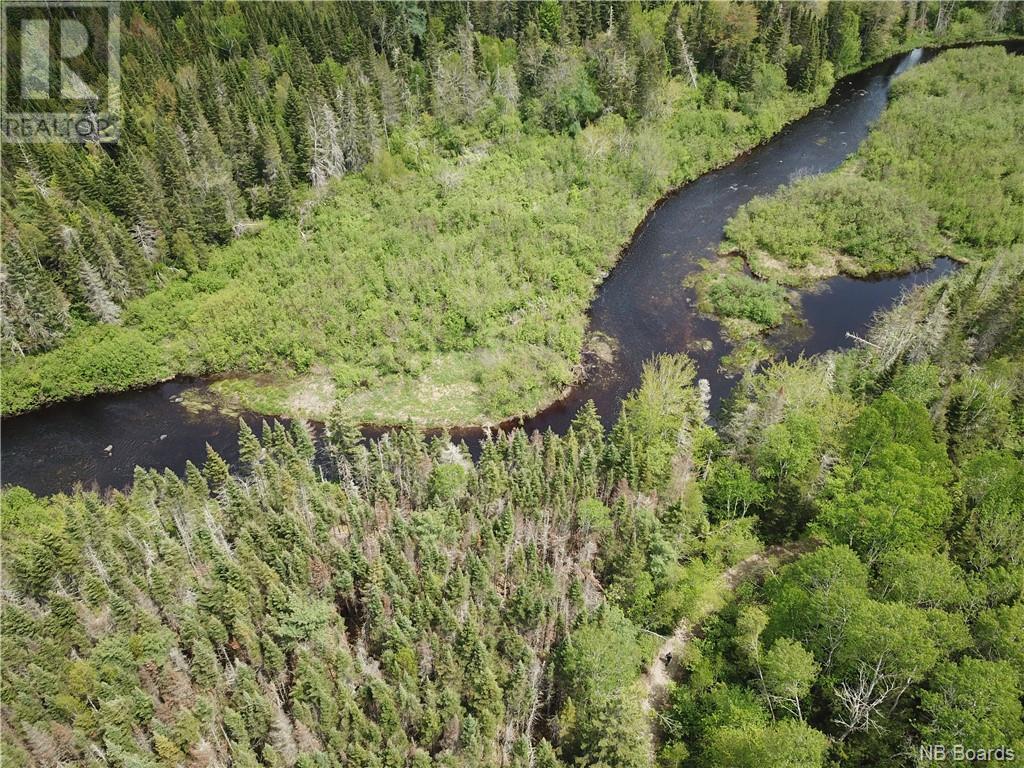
[{"xmin": 641, "ymin": 540, "xmax": 819, "ymax": 724}]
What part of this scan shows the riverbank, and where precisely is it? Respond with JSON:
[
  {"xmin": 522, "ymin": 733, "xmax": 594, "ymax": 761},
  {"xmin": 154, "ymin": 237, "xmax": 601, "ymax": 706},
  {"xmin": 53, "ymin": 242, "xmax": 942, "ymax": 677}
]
[
  {"xmin": 691, "ymin": 46, "xmax": 1024, "ymax": 356},
  {"xmin": 1, "ymin": 75, "xmax": 834, "ymax": 423},
  {"xmin": 4, "ymin": 34, "xmax": 1020, "ymax": 426},
  {"xmin": 3, "ymin": 42, "xmax": 1005, "ymax": 495}
]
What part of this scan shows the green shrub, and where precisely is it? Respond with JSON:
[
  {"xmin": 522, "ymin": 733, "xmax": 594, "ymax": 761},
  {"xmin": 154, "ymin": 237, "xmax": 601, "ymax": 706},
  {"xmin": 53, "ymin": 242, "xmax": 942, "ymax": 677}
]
[
  {"xmin": 706, "ymin": 273, "xmax": 788, "ymax": 327},
  {"xmin": 722, "ymin": 48, "xmax": 1024, "ymax": 285}
]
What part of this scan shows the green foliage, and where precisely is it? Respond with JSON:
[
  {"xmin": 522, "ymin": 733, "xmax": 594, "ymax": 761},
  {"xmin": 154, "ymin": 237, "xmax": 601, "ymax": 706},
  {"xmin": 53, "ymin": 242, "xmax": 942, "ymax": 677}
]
[
  {"xmin": 722, "ymin": 47, "xmax": 1024, "ymax": 287},
  {"xmin": 557, "ymin": 608, "xmax": 655, "ymax": 768},
  {"xmin": 706, "ymin": 719, "xmax": 829, "ymax": 768},
  {"xmin": 724, "ymin": 174, "xmax": 944, "ymax": 285},
  {"xmin": 559, "ymin": 605, "xmax": 649, "ymax": 708},
  {"xmin": 668, "ymin": 207, "xmax": 1024, "ymax": 767},
  {"xmin": 4, "ymin": 10, "xmax": 1024, "ymax": 768},
  {"xmin": 827, "ymin": 5, "xmax": 861, "ymax": 75},
  {"xmin": 609, "ymin": 354, "xmax": 702, "ymax": 491},
  {"xmin": 6, "ymin": 220, "xmax": 1024, "ymax": 767},
  {"xmin": 814, "ymin": 393, "xmax": 953, "ymax": 561},
  {"xmin": 723, "ymin": 358, "xmax": 852, "ymax": 536},
  {"xmin": 761, "ymin": 638, "xmax": 819, "ymax": 717},
  {"xmin": 703, "ymin": 271, "xmax": 788, "ymax": 328},
  {"xmin": 428, "ymin": 461, "xmax": 469, "ymax": 503},
  {"xmin": 874, "ymin": 549, "xmax": 971, "ymax": 610},
  {"xmin": 975, "ymin": 604, "xmax": 1024, "ymax": 686},
  {"xmin": 0, "ymin": 365, "xmax": 735, "ymax": 768},
  {"xmin": 2, "ymin": 75, "xmax": 831, "ymax": 420},
  {"xmin": 8, "ymin": 1, "xmax": 1004, "ymax": 420},
  {"xmin": 696, "ymin": 45, "xmax": 1024, "ymax": 366},
  {"xmin": 702, "ymin": 456, "xmax": 766, "ymax": 522},
  {"xmin": 877, "ymin": 48, "xmax": 1024, "ymax": 249},
  {"xmin": 920, "ymin": 658, "xmax": 1024, "ymax": 750}
]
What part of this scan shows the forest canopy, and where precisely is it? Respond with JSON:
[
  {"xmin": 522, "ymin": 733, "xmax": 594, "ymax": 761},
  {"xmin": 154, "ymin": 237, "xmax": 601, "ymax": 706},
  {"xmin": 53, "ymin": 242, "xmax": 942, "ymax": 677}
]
[
  {"xmin": 3, "ymin": 236, "xmax": 1023, "ymax": 767},
  {"xmin": 2, "ymin": 6, "xmax": 1024, "ymax": 766},
  {"xmin": 4, "ymin": 0, "xmax": 1020, "ymax": 421}
]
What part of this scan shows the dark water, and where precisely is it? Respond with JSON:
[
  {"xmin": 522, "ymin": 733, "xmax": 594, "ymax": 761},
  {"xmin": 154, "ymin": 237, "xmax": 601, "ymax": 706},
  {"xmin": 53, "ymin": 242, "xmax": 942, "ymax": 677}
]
[
  {"xmin": 0, "ymin": 380, "xmax": 269, "ymax": 495},
  {"xmin": 770, "ymin": 257, "xmax": 960, "ymax": 355},
  {"xmin": 3, "ymin": 43, "xmax": 1015, "ymax": 496},
  {"xmin": 515, "ymin": 45, "xmax": 963, "ymax": 436}
]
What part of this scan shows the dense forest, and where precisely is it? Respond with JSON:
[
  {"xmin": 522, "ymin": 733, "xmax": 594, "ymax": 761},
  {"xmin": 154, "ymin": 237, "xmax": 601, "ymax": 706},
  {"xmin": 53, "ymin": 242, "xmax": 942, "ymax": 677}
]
[
  {"xmin": 3, "ymin": 234, "xmax": 1022, "ymax": 767},
  {"xmin": 4, "ymin": 1, "xmax": 1022, "ymax": 420},
  {"xmin": 3, "ymin": 3, "xmax": 1024, "ymax": 768}
]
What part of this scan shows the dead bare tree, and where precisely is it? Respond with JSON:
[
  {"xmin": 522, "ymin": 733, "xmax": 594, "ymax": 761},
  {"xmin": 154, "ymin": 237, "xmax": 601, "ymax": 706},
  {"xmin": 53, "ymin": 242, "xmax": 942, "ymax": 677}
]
[
  {"xmin": 832, "ymin": 657, "xmax": 912, "ymax": 739},
  {"xmin": 308, "ymin": 101, "xmax": 346, "ymax": 189},
  {"xmin": 989, "ymin": 0, "xmax": 1010, "ymax": 31},
  {"xmin": 674, "ymin": 26, "xmax": 699, "ymax": 89},
  {"xmin": 934, "ymin": 1, "xmax": 955, "ymax": 34}
]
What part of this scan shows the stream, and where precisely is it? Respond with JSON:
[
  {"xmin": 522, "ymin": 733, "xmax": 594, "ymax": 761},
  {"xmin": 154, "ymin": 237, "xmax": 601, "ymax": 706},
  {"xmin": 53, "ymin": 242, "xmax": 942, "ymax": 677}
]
[{"xmin": 3, "ymin": 42, "xmax": 1015, "ymax": 496}]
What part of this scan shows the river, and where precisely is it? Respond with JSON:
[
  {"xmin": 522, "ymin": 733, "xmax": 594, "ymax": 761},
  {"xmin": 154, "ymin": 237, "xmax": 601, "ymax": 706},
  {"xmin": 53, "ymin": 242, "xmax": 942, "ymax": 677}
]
[{"xmin": 2, "ymin": 42, "xmax": 1014, "ymax": 496}]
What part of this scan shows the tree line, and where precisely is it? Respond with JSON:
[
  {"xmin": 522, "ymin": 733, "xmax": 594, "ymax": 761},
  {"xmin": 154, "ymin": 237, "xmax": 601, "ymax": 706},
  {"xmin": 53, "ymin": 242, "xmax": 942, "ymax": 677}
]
[{"xmin": 4, "ymin": 0, "xmax": 1020, "ymax": 363}]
